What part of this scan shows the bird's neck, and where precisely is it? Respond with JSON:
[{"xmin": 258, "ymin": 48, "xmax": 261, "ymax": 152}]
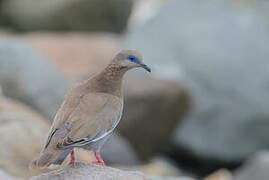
[{"xmin": 90, "ymin": 63, "xmax": 127, "ymax": 97}]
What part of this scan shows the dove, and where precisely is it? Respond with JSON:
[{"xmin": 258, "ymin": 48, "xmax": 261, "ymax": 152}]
[{"xmin": 30, "ymin": 50, "xmax": 150, "ymax": 169}]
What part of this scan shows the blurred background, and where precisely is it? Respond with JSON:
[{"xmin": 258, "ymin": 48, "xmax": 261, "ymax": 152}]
[{"xmin": 0, "ymin": 0, "xmax": 268, "ymax": 180}]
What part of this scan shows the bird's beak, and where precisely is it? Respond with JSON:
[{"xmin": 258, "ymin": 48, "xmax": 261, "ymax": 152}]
[{"xmin": 139, "ymin": 63, "xmax": 151, "ymax": 72}]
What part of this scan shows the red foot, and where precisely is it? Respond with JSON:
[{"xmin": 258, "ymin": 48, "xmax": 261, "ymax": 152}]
[
  {"xmin": 93, "ymin": 161, "xmax": 106, "ymax": 166},
  {"xmin": 93, "ymin": 152, "xmax": 106, "ymax": 166},
  {"xmin": 69, "ymin": 149, "xmax": 76, "ymax": 164}
]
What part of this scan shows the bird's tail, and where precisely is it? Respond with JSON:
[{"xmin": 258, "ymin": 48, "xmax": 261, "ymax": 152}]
[{"xmin": 29, "ymin": 149, "xmax": 65, "ymax": 169}]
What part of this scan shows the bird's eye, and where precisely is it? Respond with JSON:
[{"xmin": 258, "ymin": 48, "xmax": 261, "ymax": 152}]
[{"xmin": 127, "ymin": 55, "xmax": 137, "ymax": 63}]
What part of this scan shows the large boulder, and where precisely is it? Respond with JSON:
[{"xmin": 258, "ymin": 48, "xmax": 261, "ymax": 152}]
[
  {"xmin": 103, "ymin": 134, "xmax": 140, "ymax": 165},
  {"xmin": 0, "ymin": 40, "xmax": 69, "ymax": 121},
  {"xmin": 0, "ymin": 0, "xmax": 133, "ymax": 33},
  {"xmin": 124, "ymin": 0, "xmax": 269, "ymax": 171},
  {"xmin": 20, "ymin": 32, "xmax": 120, "ymax": 78},
  {"xmin": 30, "ymin": 163, "xmax": 150, "ymax": 180},
  {"xmin": 120, "ymin": 75, "xmax": 190, "ymax": 160},
  {"xmin": 0, "ymin": 96, "xmax": 50, "ymax": 178},
  {"xmin": 30, "ymin": 163, "xmax": 195, "ymax": 180}
]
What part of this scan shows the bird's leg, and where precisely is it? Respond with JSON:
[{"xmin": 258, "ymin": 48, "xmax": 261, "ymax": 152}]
[
  {"xmin": 69, "ymin": 149, "xmax": 76, "ymax": 164},
  {"xmin": 93, "ymin": 152, "xmax": 105, "ymax": 166}
]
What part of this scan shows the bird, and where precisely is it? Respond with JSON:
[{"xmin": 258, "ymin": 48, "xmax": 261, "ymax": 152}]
[{"xmin": 30, "ymin": 50, "xmax": 151, "ymax": 169}]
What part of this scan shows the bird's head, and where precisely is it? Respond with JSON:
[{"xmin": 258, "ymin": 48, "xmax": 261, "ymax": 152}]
[{"xmin": 112, "ymin": 50, "xmax": 151, "ymax": 72}]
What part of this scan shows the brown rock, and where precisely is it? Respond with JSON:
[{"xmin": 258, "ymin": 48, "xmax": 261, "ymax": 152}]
[
  {"xmin": 0, "ymin": 96, "xmax": 50, "ymax": 178},
  {"xmin": 20, "ymin": 32, "xmax": 120, "ymax": 78},
  {"xmin": 30, "ymin": 163, "xmax": 150, "ymax": 180},
  {"xmin": 120, "ymin": 75, "xmax": 190, "ymax": 160},
  {"xmin": 134, "ymin": 156, "xmax": 181, "ymax": 177},
  {"xmin": 204, "ymin": 169, "xmax": 233, "ymax": 180}
]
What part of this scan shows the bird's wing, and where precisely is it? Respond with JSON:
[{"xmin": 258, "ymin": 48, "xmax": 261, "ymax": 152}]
[
  {"xmin": 44, "ymin": 86, "xmax": 82, "ymax": 149},
  {"xmin": 45, "ymin": 92, "xmax": 123, "ymax": 150}
]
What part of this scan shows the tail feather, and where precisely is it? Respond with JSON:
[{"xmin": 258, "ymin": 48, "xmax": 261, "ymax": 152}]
[
  {"xmin": 53, "ymin": 148, "xmax": 72, "ymax": 165},
  {"xmin": 29, "ymin": 149, "xmax": 65, "ymax": 169}
]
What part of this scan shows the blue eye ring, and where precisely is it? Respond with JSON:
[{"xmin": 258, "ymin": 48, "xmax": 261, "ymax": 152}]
[{"xmin": 127, "ymin": 55, "xmax": 137, "ymax": 63}]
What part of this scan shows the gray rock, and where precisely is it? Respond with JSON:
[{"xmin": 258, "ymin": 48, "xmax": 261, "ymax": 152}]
[
  {"xmin": 1, "ymin": 0, "xmax": 132, "ymax": 33},
  {"xmin": 30, "ymin": 163, "xmax": 150, "ymax": 180},
  {"xmin": 0, "ymin": 40, "xmax": 69, "ymax": 121},
  {"xmin": 119, "ymin": 74, "xmax": 190, "ymax": 160},
  {"xmin": 124, "ymin": 0, "xmax": 269, "ymax": 164},
  {"xmin": 234, "ymin": 152, "xmax": 269, "ymax": 180},
  {"xmin": 102, "ymin": 134, "xmax": 140, "ymax": 165}
]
